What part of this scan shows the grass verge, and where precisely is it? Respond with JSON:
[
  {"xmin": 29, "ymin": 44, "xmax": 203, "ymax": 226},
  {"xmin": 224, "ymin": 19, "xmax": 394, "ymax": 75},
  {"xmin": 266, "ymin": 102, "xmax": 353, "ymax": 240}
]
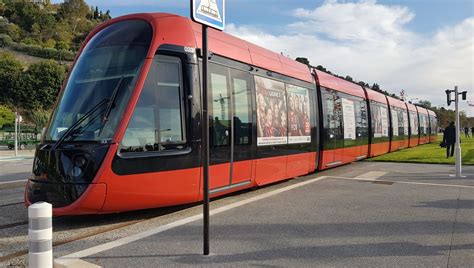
[{"xmin": 369, "ymin": 135, "xmax": 474, "ymax": 165}]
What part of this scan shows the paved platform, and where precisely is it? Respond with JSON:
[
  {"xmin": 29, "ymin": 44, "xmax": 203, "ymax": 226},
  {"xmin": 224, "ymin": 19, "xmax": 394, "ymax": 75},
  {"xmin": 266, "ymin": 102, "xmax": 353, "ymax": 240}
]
[{"xmin": 53, "ymin": 162, "xmax": 474, "ymax": 267}]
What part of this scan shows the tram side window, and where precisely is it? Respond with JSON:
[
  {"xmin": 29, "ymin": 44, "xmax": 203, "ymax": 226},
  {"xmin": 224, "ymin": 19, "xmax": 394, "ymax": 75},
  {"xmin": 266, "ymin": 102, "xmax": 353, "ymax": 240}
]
[
  {"xmin": 430, "ymin": 116, "xmax": 437, "ymax": 134},
  {"xmin": 231, "ymin": 74, "xmax": 252, "ymax": 146},
  {"xmin": 321, "ymin": 88, "xmax": 343, "ymax": 149},
  {"xmin": 423, "ymin": 115, "xmax": 429, "ymax": 135},
  {"xmin": 210, "ymin": 72, "xmax": 231, "ymax": 147},
  {"xmin": 120, "ymin": 55, "xmax": 185, "ymax": 153}
]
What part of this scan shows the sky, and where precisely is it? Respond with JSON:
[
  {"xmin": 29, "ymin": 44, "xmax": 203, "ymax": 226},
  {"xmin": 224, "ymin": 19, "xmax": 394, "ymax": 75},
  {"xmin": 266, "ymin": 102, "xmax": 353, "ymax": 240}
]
[{"xmin": 53, "ymin": 0, "xmax": 474, "ymax": 116}]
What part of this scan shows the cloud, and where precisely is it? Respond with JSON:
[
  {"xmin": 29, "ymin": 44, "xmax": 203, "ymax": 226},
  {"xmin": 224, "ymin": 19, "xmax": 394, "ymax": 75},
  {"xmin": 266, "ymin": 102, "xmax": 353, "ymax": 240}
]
[{"xmin": 226, "ymin": 0, "xmax": 473, "ymax": 115}]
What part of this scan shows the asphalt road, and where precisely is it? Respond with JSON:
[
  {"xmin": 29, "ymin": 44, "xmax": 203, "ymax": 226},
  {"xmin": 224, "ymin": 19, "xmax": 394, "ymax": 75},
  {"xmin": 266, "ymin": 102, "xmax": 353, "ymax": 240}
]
[
  {"xmin": 0, "ymin": 158, "xmax": 32, "ymax": 183},
  {"xmin": 72, "ymin": 164, "xmax": 473, "ymax": 267},
  {"xmin": 1, "ymin": 159, "xmax": 473, "ymax": 267}
]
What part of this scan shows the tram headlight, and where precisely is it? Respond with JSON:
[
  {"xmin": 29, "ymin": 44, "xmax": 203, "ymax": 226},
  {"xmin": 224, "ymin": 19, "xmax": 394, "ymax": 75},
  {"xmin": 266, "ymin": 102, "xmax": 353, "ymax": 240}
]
[
  {"xmin": 74, "ymin": 156, "xmax": 87, "ymax": 168},
  {"xmin": 71, "ymin": 166, "xmax": 82, "ymax": 177},
  {"xmin": 70, "ymin": 155, "xmax": 87, "ymax": 178}
]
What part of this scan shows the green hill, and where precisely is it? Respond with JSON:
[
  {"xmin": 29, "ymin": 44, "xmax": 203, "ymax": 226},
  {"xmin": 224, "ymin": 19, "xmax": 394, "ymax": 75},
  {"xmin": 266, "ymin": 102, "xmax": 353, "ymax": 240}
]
[{"xmin": 0, "ymin": 0, "xmax": 111, "ymax": 61}]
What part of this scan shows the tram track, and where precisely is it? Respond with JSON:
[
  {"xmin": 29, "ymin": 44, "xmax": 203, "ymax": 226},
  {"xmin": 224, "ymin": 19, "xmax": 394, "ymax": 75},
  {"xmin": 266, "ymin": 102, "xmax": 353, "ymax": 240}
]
[
  {"xmin": 0, "ymin": 217, "xmax": 147, "ymax": 263},
  {"xmin": 0, "ymin": 220, "xmax": 28, "ymax": 231},
  {"xmin": 0, "ymin": 201, "xmax": 24, "ymax": 208},
  {"xmin": 0, "ymin": 203, "xmax": 193, "ymax": 264}
]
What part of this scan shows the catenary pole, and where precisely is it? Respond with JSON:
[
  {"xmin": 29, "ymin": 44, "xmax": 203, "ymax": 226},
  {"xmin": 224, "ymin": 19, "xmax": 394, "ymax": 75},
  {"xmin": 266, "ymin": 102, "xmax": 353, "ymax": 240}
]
[
  {"xmin": 454, "ymin": 86, "xmax": 462, "ymax": 177},
  {"xmin": 202, "ymin": 24, "xmax": 210, "ymax": 256}
]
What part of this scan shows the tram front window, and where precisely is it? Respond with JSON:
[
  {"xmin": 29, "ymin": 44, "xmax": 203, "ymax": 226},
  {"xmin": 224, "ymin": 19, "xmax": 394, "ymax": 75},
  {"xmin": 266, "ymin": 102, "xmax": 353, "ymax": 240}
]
[
  {"xmin": 119, "ymin": 55, "xmax": 185, "ymax": 153},
  {"xmin": 45, "ymin": 20, "xmax": 152, "ymax": 142}
]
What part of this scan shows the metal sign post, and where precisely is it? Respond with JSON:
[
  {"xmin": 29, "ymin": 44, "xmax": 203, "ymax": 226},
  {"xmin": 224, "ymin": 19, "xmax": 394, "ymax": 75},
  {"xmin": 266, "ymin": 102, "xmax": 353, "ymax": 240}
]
[
  {"xmin": 201, "ymin": 25, "xmax": 210, "ymax": 255},
  {"xmin": 191, "ymin": 0, "xmax": 225, "ymax": 256}
]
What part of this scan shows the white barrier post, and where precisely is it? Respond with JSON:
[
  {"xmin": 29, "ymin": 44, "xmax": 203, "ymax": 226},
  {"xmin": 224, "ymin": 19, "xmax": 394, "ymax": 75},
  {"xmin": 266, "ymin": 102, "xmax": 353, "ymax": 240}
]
[{"xmin": 28, "ymin": 202, "xmax": 53, "ymax": 268}]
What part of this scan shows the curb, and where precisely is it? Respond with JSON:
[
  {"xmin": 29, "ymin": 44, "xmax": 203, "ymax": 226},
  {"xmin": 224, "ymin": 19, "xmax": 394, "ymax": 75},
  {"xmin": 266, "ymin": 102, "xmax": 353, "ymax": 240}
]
[{"xmin": 0, "ymin": 156, "xmax": 34, "ymax": 161}]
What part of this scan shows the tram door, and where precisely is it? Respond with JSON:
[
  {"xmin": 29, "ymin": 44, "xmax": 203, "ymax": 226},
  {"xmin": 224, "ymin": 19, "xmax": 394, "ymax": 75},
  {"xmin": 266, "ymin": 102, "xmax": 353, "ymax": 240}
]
[{"xmin": 208, "ymin": 63, "xmax": 253, "ymax": 191}]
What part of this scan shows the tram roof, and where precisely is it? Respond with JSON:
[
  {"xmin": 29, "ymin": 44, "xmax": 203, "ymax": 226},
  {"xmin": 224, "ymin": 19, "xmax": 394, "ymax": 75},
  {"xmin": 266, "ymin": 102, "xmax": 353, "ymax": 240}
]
[
  {"xmin": 405, "ymin": 102, "xmax": 418, "ymax": 112},
  {"xmin": 313, "ymin": 70, "xmax": 366, "ymax": 99},
  {"xmin": 364, "ymin": 87, "xmax": 388, "ymax": 105},
  {"xmin": 386, "ymin": 95, "xmax": 407, "ymax": 110},
  {"xmin": 86, "ymin": 12, "xmax": 313, "ymax": 83},
  {"xmin": 415, "ymin": 105, "xmax": 429, "ymax": 115}
]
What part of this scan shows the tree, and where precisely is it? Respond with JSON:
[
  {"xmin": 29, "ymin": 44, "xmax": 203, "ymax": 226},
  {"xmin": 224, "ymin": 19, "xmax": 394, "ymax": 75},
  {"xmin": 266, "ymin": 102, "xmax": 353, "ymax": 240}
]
[
  {"xmin": 24, "ymin": 108, "xmax": 51, "ymax": 132},
  {"xmin": 0, "ymin": 104, "xmax": 15, "ymax": 128},
  {"xmin": 345, "ymin": 75, "xmax": 353, "ymax": 82},
  {"xmin": 93, "ymin": 6, "xmax": 99, "ymax": 19},
  {"xmin": 315, "ymin": 65, "xmax": 331, "ymax": 74},
  {"xmin": 295, "ymin": 57, "xmax": 311, "ymax": 67},
  {"xmin": 0, "ymin": 52, "xmax": 23, "ymax": 107},
  {"xmin": 416, "ymin": 100, "xmax": 432, "ymax": 109},
  {"xmin": 372, "ymin": 83, "xmax": 380, "ymax": 91},
  {"xmin": 21, "ymin": 60, "xmax": 66, "ymax": 110},
  {"xmin": 58, "ymin": 0, "xmax": 89, "ymax": 30},
  {"xmin": 3, "ymin": 0, "xmax": 39, "ymax": 32},
  {"xmin": 357, "ymin": 81, "xmax": 367, "ymax": 87},
  {"xmin": 103, "ymin": 10, "xmax": 111, "ymax": 21},
  {"xmin": 0, "ymin": 1, "xmax": 5, "ymax": 16},
  {"xmin": 58, "ymin": 0, "xmax": 89, "ymax": 19}
]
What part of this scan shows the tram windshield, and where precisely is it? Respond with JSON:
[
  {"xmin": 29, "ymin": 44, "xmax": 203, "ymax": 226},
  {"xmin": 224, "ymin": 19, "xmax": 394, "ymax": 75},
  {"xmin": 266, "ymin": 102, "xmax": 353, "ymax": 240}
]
[{"xmin": 45, "ymin": 20, "xmax": 152, "ymax": 142}]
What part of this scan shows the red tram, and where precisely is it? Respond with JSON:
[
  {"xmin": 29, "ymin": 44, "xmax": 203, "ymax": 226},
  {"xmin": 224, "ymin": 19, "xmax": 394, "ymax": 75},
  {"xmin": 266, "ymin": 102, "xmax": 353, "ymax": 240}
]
[{"xmin": 25, "ymin": 13, "xmax": 437, "ymax": 215}]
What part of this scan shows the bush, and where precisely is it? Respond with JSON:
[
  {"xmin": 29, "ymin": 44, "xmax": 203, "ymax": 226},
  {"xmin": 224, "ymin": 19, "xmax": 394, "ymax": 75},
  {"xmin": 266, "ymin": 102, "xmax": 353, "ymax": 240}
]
[
  {"xmin": 21, "ymin": 37, "xmax": 42, "ymax": 46},
  {"xmin": 0, "ymin": 34, "xmax": 14, "ymax": 47},
  {"xmin": 55, "ymin": 41, "xmax": 70, "ymax": 51},
  {"xmin": 3, "ymin": 38, "xmax": 76, "ymax": 61},
  {"xmin": 44, "ymin": 39, "xmax": 56, "ymax": 49},
  {"xmin": 0, "ymin": 105, "xmax": 15, "ymax": 129}
]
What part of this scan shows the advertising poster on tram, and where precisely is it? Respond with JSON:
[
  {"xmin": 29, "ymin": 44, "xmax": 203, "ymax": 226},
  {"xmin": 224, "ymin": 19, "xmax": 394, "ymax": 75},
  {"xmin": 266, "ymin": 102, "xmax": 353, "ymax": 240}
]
[
  {"xmin": 391, "ymin": 109, "xmax": 399, "ymax": 136},
  {"xmin": 403, "ymin": 111, "xmax": 409, "ymax": 135},
  {"xmin": 373, "ymin": 105, "xmax": 382, "ymax": 138},
  {"xmin": 380, "ymin": 106, "xmax": 389, "ymax": 137},
  {"xmin": 410, "ymin": 112, "xmax": 419, "ymax": 135},
  {"xmin": 287, "ymin": 85, "xmax": 311, "ymax": 144},
  {"xmin": 373, "ymin": 105, "xmax": 388, "ymax": 138},
  {"xmin": 255, "ymin": 76, "xmax": 287, "ymax": 146},
  {"xmin": 342, "ymin": 98, "xmax": 356, "ymax": 140}
]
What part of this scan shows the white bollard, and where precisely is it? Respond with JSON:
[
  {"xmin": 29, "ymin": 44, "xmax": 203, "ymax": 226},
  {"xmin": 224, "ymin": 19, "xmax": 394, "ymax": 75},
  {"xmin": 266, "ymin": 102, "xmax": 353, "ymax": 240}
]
[{"xmin": 28, "ymin": 202, "xmax": 53, "ymax": 268}]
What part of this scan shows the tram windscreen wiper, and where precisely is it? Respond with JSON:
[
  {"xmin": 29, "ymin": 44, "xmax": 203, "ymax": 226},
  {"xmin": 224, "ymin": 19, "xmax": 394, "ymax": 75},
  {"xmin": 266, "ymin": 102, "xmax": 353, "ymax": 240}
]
[
  {"xmin": 50, "ymin": 99, "xmax": 109, "ymax": 150},
  {"xmin": 102, "ymin": 76, "xmax": 124, "ymax": 123},
  {"xmin": 99, "ymin": 76, "xmax": 124, "ymax": 135}
]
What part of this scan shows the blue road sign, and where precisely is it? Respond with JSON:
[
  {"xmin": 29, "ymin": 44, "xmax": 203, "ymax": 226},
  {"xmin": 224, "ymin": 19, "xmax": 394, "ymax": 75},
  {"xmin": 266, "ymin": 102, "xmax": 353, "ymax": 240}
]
[{"xmin": 191, "ymin": 0, "xmax": 225, "ymax": 31}]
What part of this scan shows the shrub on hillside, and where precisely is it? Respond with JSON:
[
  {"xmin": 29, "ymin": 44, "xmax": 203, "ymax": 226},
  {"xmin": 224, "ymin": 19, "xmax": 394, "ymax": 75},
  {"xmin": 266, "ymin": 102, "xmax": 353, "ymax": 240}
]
[
  {"xmin": 0, "ymin": 105, "xmax": 15, "ymax": 129},
  {"xmin": 2, "ymin": 38, "xmax": 76, "ymax": 61}
]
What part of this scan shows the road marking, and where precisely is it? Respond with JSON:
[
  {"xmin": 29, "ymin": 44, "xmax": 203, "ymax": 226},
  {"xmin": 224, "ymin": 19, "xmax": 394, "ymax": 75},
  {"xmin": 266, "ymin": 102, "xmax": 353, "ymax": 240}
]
[
  {"xmin": 55, "ymin": 176, "xmax": 328, "ymax": 266},
  {"xmin": 356, "ymin": 171, "xmax": 388, "ymax": 181},
  {"xmin": 329, "ymin": 176, "xmax": 474, "ymax": 188},
  {"xmin": 54, "ymin": 258, "xmax": 101, "ymax": 268},
  {"xmin": 0, "ymin": 179, "xmax": 27, "ymax": 185}
]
